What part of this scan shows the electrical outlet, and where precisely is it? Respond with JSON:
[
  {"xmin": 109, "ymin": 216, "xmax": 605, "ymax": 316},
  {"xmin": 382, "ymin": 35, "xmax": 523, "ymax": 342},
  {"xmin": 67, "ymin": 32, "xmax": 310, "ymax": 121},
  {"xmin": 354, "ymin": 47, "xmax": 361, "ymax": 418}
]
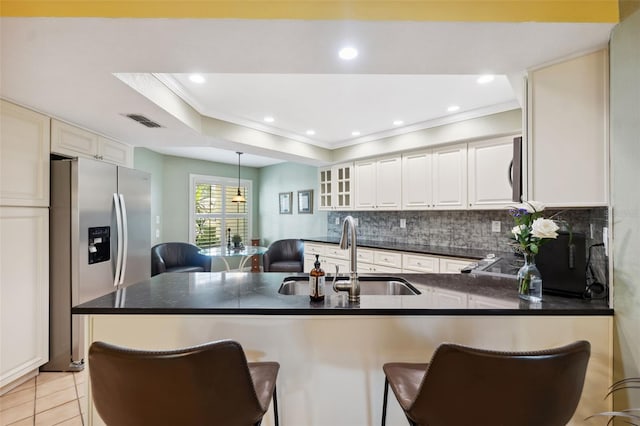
[
  {"xmin": 354, "ymin": 218, "xmax": 359, "ymax": 226},
  {"xmin": 155, "ymin": 229, "xmax": 160, "ymax": 238},
  {"xmin": 590, "ymin": 223, "xmax": 595, "ymax": 239},
  {"xmin": 156, "ymin": 215, "xmax": 160, "ymax": 225},
  {"xmin": 491, "ymin": 221, "xmax": 501, "ymax": 233},
  {"xmin": 400, "ymin": 218, "xmax": 406, "ymax": 229},
  {"xmin": 335, "ymin": 217, "xmax": 340, "ymax": 225}
]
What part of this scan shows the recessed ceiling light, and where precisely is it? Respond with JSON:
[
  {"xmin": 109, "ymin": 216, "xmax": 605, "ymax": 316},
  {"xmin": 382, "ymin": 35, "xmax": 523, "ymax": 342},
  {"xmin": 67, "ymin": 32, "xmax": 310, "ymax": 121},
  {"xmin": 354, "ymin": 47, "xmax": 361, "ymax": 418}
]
[
  {"xmin": 477, "ymin": 75, "xmax": 495, "ymax": 84},
  {"xmin": 447, "ymin": 105, "xmax": 461, "ymax": 112},
  {"xmin": 189, "ymin": 74, "xmax": 206, "ymax": 84},
  {"xmin": 306, "ymin": 130, "xmax": 316, "ymax": 136},
  {"xmin": 339, "ymin": 47, "xmax": 359, "ymax": 60},
  {"xmin": 351, "ymin": 131, "xmax": 361, "ymax": 137},
  {"xmin": 393, "ymin": 120, "xmax": 404, "ymax": 126},
  {"xmin": 263, "ymin": 116, "xmax": 275, "ymax": 123}
]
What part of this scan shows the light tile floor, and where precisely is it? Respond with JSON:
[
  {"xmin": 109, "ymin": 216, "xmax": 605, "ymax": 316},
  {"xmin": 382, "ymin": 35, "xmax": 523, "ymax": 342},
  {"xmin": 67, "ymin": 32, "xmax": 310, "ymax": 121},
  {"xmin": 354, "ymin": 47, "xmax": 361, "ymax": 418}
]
[{"xmin": 0, "ymin": 372, "xmax": 86, "ymax": 426}]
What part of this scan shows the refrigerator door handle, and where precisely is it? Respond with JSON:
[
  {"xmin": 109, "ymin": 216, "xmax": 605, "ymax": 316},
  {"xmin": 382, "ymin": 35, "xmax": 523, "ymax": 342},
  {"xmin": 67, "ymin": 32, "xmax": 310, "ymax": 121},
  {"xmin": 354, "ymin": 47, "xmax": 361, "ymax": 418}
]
[
  {"xmin": 119, "ymin": 193, "xmax": 129, "ymax": 285},
  {"xmin": 113, "ymin": 193, "xmax": 124, "ymax": 287}
]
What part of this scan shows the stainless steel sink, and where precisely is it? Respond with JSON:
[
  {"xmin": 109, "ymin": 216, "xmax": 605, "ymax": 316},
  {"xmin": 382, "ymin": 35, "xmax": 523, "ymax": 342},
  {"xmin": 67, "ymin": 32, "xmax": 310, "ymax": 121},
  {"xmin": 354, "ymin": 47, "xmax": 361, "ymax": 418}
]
[{"xmin": 278, "ymin": 276, "xmax": 421, "ymax": 296}]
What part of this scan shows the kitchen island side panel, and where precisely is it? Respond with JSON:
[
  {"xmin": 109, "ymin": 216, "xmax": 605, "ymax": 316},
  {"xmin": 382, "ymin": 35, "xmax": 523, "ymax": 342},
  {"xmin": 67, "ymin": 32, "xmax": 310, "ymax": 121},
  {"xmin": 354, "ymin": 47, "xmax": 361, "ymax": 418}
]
[{"xmin": 85, "ymin": 314, "xmax": 612, "ymax": 426}]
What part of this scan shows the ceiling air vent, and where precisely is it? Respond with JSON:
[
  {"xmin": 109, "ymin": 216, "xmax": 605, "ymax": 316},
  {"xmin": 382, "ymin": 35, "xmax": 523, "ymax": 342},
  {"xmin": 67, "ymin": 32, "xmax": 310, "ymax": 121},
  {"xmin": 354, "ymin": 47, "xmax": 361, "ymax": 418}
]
[{"xmin": 124, "ymin": 114, "xmax": 163, "ymax": 128}]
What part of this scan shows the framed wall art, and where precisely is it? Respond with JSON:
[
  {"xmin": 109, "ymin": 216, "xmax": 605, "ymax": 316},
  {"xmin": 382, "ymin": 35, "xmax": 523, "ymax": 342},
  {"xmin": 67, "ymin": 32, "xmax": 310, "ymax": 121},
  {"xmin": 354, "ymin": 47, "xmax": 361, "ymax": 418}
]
[
  {"xmin": 297, "ymin": 189, "xmax": 313, "ymax": 214},
  {"xmin": 279, "ymin": 192, "xmax": 292, "ymax": 214}
]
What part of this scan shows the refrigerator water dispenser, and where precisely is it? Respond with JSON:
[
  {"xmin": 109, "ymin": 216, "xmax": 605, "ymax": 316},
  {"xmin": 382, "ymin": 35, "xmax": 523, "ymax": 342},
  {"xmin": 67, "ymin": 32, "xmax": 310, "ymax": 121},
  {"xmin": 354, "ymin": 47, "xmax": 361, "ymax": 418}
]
[{"xmin": 88, "ymin": 226, "xmax": 110, "ymax": 264}]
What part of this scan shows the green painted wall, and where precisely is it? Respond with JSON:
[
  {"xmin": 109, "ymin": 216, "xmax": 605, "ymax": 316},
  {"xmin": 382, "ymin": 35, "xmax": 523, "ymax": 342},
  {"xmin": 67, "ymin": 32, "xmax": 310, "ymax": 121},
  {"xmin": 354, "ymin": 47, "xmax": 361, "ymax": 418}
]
[
  {"xmin": 610, "ymin": 6, "xmax": 640, "ymax": 413},
  {"xmin": 134, "ymin": 148, "xmax": 165, "ymax": 246},
  {"xmin": 134, "ymin": 148, "xmax": 261, "ymax": 244},
  {"xmin": 258, "ymin": 162, "xmax": 327, "ymax": 247}
]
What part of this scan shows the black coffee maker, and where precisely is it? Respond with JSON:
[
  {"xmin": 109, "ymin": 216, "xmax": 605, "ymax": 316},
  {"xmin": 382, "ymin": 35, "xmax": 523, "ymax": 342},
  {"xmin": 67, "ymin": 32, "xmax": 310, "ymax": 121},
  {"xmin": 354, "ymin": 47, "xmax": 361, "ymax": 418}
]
[{"xmin": 536, "ymin": 231, "xmax": 586, "ymax": 297}]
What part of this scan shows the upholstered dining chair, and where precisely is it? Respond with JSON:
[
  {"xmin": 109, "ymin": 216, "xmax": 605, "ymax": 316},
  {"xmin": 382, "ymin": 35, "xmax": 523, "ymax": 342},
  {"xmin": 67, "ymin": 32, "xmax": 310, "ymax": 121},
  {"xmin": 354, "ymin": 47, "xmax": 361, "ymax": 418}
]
[
  {"xmin": 89, "ymin": 340, "xmax": 279, "ymax": 426},
  {"xmin": 262, "ymin": 239, "xmax": 304, "ymax": 272},
  {"xmin": 150, "ymin": 242, "xmax": 212, "ymax": 276},
  {"xmin": 382, "ymin": 340, "xmax": 591, "ymax": 426}
]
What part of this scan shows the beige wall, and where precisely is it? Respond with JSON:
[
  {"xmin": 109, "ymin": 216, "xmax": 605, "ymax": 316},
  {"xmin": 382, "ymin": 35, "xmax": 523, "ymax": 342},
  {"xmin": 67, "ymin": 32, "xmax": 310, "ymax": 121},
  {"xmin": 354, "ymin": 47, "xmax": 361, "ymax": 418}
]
[{"xmin": 610, "ymin": 5, "xmax": 640, "ymax": 413}]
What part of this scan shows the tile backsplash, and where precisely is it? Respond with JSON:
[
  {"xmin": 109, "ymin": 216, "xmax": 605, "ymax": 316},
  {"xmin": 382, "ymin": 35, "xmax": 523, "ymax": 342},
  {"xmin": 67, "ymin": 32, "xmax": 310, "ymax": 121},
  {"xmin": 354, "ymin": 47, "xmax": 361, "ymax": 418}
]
[{"xmin": 328, "ymin": 207, "xmax": 609, "ymax": 285}]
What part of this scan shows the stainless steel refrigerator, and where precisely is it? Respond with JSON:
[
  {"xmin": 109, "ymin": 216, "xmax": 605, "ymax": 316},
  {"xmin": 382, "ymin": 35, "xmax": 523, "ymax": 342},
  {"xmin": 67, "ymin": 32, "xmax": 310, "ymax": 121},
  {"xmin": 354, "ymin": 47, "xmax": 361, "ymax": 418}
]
[{"xmin": 42, "ymin": 157, "xmax": 150, "ymax": 371}]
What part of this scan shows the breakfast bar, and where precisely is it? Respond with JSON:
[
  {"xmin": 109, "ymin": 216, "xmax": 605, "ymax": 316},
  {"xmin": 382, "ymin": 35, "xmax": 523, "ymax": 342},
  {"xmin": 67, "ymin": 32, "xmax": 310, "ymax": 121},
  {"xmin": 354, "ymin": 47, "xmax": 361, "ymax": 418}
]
[{"xmin": 74, "ymin": 272, "xmax": 613, "ymax": 426}]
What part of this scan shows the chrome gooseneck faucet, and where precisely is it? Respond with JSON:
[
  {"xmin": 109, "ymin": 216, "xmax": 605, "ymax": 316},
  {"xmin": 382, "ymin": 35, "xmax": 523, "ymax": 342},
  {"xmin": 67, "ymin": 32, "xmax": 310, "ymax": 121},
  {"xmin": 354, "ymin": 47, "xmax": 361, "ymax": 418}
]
[{"xmin": 333, "ymin": 215, "xmax": 360, "ymax": 303}]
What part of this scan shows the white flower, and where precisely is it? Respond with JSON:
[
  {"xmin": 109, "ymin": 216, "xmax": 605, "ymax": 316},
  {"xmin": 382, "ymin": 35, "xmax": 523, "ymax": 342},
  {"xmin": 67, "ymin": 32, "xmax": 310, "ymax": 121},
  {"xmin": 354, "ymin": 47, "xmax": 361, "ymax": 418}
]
[
  {"xmin": 511, "ymin": 224, "xmax": 526, "ymax": 236},
  {"xmin": 515, "ymin": 200, "xmax": 546, "ymax": 213},
  {"xmin": 531, "ymin": 218, "xmax": 559, "ymax": 239}
]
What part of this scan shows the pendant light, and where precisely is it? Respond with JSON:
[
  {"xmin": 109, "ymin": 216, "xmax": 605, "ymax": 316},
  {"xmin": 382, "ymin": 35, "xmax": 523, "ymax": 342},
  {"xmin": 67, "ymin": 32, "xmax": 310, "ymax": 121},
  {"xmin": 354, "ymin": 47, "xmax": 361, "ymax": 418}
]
[{"xmin": 232, "ymin": 152, "xmax": 246, "ymax": 203}]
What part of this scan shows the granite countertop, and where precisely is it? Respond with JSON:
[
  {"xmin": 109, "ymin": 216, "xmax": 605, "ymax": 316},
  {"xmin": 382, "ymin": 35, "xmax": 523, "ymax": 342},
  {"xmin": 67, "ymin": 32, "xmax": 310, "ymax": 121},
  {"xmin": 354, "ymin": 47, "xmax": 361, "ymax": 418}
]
[
  {"xmin": 302, "ymin": 237, "xmax": 504, "ymax": 260},
  {"xmin": 72, "ymin": 272, "xmax": 612, "ymax": 316}
]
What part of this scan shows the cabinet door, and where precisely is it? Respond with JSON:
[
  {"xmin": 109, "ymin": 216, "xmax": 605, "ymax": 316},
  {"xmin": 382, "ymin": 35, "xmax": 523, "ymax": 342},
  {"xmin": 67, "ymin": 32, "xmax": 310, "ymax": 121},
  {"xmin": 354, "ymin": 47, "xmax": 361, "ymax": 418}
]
[
  {"xmin": 468, "ymin": 136, "xmax": 515, "ymax": 209},
  {"xmin": 432, "ymin": 145, "xmax": 467, "ymax": 209},
  {"xmin": 354, "ymin": 160, "xmax": 377, "ymax": 209},
  {"xmin": 303, "ymin": 254, "xmax": 317, "ymax": 272},
  {"xmin": 334, "ymin": 164, "xmax": 353, "ymax": 210},
  {"xmin": 51, "ymin": 119, "xmax": 99, "ymax": 158},
  {"xmin": 402, "ymin": 150, "xmax": 432, "ymax": 209},
  {"xmin": 402, "ymin": 253, "xmax": 439, "ymax": 273},
  {"xmin": 318, "ymin": 168, "xmax": 333, "ymax": 210},
  {"xmin": 373, "ymin": 250, "xmax": 403, "ymax": 269},
  {"xmin": 0, "ymin": 101, "xmax": 50, "ymax": 207},
  {"xmin": 99, "ymin": 136, "xmax": 132, "ymax": 167},
  {"xmin": 468, "ymin": 294, "xmax": 519, "ymax": 309},
  {"xmin": 528, "ymin": 49, "xmax": 608, "ymax": 207},
  {"xmin": 375, "ymin": 156, "xmax": 402, "ymax": 210},
  {"xmin": 432, "ymin": 288, "xmax": 467, "ymax": 308},
  {"xmin": 440, "ymin": 257, "xmax": 474, "ymax": 274},
  {"xmin": 0, "ymin": 207, "xmax": 49, "ymax": 387}
]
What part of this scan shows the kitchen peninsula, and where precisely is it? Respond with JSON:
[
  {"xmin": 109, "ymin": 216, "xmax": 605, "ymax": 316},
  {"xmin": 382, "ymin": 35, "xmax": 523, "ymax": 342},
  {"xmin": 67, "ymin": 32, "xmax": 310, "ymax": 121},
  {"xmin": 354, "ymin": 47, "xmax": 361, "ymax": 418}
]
[{"xmin": 75, "ymin": 272, "xmax": 612, "ymax": 426}]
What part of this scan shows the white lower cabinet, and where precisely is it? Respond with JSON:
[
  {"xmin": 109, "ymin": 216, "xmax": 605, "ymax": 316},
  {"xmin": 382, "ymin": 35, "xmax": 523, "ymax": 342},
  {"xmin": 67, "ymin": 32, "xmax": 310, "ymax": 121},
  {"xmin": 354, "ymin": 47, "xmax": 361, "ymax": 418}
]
[
  {"xmin": 468, "ymin": 294, "xmax": 519, "ymax": 309},
  {"xmin": 305, "ymin": 242, "xmax": 475, "ymax": 277},
  {"xmin": 431, "ymin": 287, "xmax": 468, "ymax": 308},
  {"xmin": 402, "ymin": 253, "xmax": 440, "ymax": 273},
  {"xmin": 439, "ymin": 257, "xmax": 474, "ymax": 273},
  {"xmin": 0, "ymin": 207, "xmax": 49, "ymax": 389}
]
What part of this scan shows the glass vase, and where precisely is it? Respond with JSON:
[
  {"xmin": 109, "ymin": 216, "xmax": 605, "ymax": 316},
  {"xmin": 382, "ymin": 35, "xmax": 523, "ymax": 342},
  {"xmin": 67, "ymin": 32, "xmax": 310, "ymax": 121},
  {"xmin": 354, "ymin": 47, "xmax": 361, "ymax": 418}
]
[{"xmin": 517, "ymin": 253, "xmax": 543, "ymax": 302}]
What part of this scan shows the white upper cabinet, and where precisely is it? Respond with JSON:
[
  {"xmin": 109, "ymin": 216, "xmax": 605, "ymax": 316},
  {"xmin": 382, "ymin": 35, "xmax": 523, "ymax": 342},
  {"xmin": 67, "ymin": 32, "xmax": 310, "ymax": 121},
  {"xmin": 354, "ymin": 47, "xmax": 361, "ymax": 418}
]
[
  {"xmin": 432, "ymin": 144, "xmax": 467, "ymax": 209},
  {"xmin": 468, "ymin": 136, "xmax": 516, "ymax": 209},
  {"xmin": 355, "ymin": 155, "xmax": 402, "ymax": 210},
  {"xmin": 354, "ymin": 159, "xmax": 377, "ymax": 209},
  {"xmin": 402, "ymin": 150, "xmax": 432, "ymax": 210},
  {"xmin": 0, "ymin": 100, "xmax": 51, "ymax": 207},
  {"xmin": 528, "ymin": 49, "xmax": 609, "ymax": 207},
  {"xmin": 51, "ymin": 119, "xmax": 132, "ymax": 167},
  {"xmin": 318, "ymin": 163, "xmax": 353, "ymax": 211}
]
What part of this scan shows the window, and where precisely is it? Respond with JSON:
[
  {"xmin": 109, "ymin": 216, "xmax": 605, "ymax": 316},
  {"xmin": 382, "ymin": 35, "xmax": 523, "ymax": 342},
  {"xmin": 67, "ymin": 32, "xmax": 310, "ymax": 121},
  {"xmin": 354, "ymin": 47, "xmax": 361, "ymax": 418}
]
[{"xmin": 189, "ymin": 174, "xmax": 252, "ymax": 249}]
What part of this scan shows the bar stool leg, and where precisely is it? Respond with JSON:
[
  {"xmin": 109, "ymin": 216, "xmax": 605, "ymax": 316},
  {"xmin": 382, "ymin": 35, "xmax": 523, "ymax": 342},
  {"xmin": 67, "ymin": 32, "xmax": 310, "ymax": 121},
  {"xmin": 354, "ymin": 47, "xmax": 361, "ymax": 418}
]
[
  {"xmin": 382, "ymin": 377, "xmax": 389, "ymax": 426},
  {"xmin": 273, "ymin": 386, "xmax": 279, "ymax": 426}
]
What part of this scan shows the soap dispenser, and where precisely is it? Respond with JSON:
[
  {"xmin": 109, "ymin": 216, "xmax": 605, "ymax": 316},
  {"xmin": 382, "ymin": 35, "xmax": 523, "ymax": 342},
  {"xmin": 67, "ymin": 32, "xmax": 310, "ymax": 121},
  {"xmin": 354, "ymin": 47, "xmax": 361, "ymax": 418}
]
[{"xmin": 309, "ymin": 254, "xmax": 325, "ymax": 302}]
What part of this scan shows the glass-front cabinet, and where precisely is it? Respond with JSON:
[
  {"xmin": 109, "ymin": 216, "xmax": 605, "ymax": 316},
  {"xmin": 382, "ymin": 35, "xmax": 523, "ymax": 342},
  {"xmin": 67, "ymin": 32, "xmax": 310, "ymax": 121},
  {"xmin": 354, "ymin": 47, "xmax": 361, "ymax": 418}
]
[{"xmin": 318, "ymin": 163, "xmax": 353, "ymax": 211}]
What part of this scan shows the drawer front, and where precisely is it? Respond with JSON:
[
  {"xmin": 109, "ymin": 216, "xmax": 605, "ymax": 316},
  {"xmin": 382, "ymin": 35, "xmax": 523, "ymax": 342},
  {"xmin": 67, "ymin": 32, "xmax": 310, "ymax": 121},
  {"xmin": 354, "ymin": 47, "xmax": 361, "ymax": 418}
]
[
  {"xmin": 356, "ymin": 248, "xmax": 374, "ymax": 264},
  {"xmin": 440, "ymin": 257, "xmax": 474, "ymax": 274},
  {"xmin": 304, "ymin": 243, "xmax": 325, "ymax": 256},
  {"xmin": 402, "ymin": 254, "xmax": 439, "ymax": 273},
  {"xmin": 326, "ymin": 244, "xmax": 349, "ymax": 260},
  {"xmin": 373, "ymin": 250, "xmax": 402, "ymax": 268}
]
